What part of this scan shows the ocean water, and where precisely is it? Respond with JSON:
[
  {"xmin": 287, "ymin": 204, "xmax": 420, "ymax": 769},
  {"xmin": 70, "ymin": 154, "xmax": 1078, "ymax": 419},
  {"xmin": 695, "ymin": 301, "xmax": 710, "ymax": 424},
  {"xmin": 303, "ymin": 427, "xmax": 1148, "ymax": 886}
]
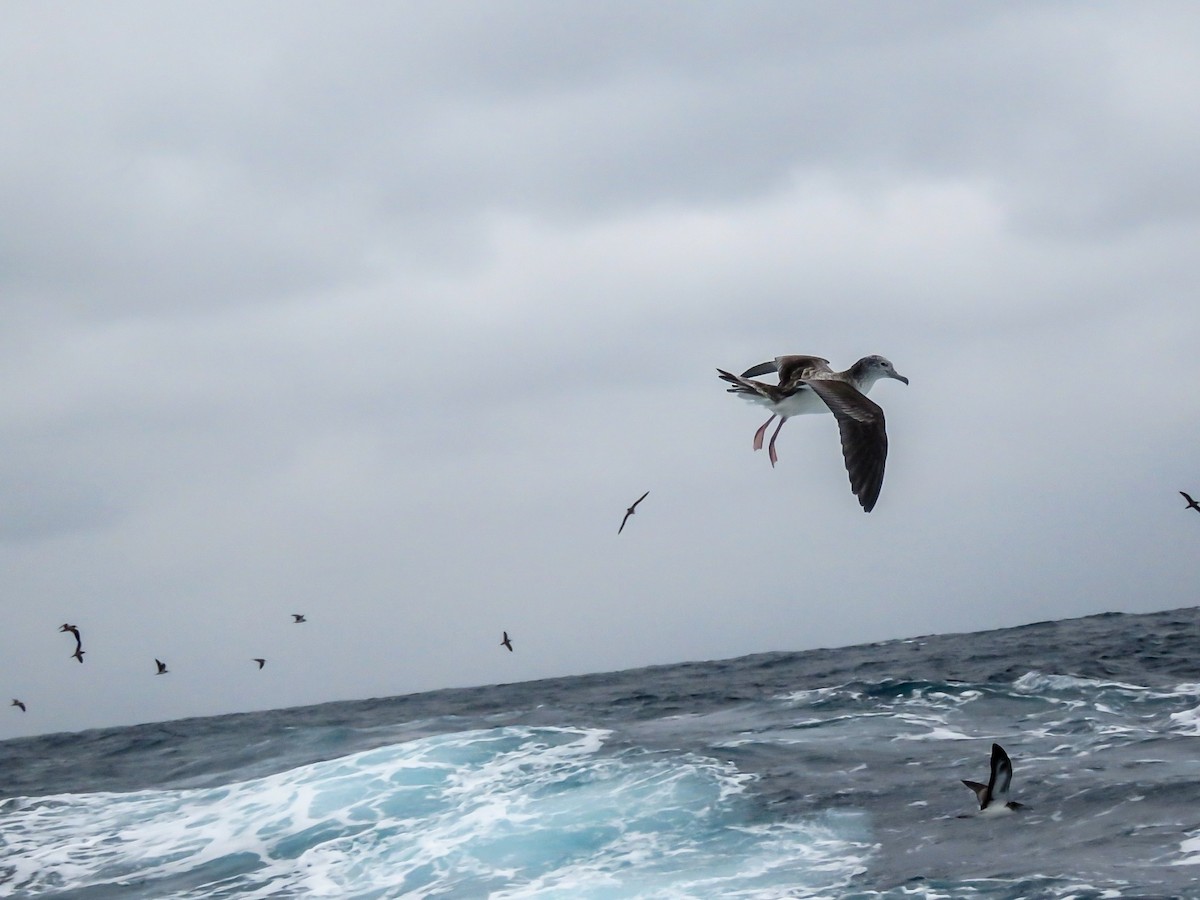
[{"xmin": 3, "ymin": 607, "xmax": 1200, "ymax": 899}]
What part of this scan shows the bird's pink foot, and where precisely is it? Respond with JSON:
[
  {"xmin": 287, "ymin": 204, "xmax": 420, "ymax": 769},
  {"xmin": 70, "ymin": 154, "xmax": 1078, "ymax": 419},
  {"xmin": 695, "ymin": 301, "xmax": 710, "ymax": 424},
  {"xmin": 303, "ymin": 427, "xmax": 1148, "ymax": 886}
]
[
  {"xmin": 753, "ymin": 415, "xmax": 775, "ymax": 451},
  {"xmin": 767, "ymin": 418, "xmax": 785, "ymax": 468}
]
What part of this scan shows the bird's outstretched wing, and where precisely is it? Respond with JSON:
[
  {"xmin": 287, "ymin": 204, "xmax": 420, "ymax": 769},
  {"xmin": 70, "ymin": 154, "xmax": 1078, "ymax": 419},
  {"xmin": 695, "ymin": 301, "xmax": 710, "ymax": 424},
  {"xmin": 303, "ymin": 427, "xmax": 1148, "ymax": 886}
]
[{"xmin": 805, "ymin": 379, "xmax": 888, "ymax": 513}]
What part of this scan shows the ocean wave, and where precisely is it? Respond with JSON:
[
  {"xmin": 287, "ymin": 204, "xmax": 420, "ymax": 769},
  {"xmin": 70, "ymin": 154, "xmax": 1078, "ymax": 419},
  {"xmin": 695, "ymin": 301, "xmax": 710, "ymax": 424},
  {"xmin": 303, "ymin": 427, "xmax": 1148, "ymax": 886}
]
[
  {"xmin": 1167, "ymin": 706, "xmax": 1200, "ymax": 736},
  {"xmin": 1011, "ymin": 672, "xmax": 1154, "ymax": 695},
  {"xmin": 1174, "ymin": 831, "xmax": 1200, "ymax": 867},
  {"xmin": 0, "ymin": 725, "xmax": 874, "ymax": 899}
]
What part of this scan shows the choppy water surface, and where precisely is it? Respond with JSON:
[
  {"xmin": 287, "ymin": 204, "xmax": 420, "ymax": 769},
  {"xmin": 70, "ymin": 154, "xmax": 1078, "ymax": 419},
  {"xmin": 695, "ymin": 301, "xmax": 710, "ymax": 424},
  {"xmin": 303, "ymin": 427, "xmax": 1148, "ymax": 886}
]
[{"xmin": 3, "ymin": 607, "xmax": 1200, "ymax": 898}]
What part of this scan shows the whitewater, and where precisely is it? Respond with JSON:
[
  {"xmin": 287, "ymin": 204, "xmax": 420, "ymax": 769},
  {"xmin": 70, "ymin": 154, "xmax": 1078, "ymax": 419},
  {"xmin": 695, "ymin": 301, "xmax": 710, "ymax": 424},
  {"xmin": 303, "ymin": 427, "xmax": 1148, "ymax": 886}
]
[{"xmin": 3, "ymin": 606, "xmax": 1200, "ymax": 899}]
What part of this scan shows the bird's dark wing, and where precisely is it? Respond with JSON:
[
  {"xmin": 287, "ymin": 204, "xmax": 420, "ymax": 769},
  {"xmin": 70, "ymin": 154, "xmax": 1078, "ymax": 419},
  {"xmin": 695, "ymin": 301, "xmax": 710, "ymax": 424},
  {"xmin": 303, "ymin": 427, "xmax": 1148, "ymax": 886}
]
[
  {"xmin": 618, "ymin": 511, "xmax": 632, "ymax": 534},
  {"xmin": 632, "ymin": 490, "xmax": 649, "ymax": 509},
  {"xmin": 775, "ymin": 356, "xmax": 833, "ymax": 386},
  {"xmin": 740, "ymin": 355, "xmax": 832, "ymax": 381},
  {"xmin": 990, "ymin": 743, "xmax": 1014, "ymax": 799},
  {"xmin": 740, "ymin": 360, "xmax": 778, "ymax": 378},
  {"xmin": 805, "ymin": 379, "xmax": 888, "ymax": 513},
  {"xmin": 961, "ymin": 779, "xmax": 990, "ymax": 810}
]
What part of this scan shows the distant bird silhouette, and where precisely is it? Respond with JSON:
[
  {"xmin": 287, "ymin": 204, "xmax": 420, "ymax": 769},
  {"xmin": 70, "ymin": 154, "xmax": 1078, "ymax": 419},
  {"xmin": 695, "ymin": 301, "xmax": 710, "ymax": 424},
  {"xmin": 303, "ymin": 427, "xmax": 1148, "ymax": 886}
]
[
  {"xmin": 253, "ymin": 658, "xmax": 266, "ymax": 669},
  {"xmin": 155, "ymin": 659, "xmax": 168, "ymax": 675},
  {"xmin": 1181, "ymin": 491, "xmax": 1200, "ymax": 513},
  {"xmin": 60, "ymin": 623, "xmax": 84, "ymax": 662},
  {"xmin": 501, "ymin": 631, "xmax": 513, "ymax": 652},
  {"xmin": 292, "ymin": 614, "xmax": 306, "ymax": 623},
  {"xmin": 618, "ymin": 491, "xmax": 650, "ymax": 535},
  {"xmin": 11, "ymin": 699, "xmax": 25, "ymax": 712}
]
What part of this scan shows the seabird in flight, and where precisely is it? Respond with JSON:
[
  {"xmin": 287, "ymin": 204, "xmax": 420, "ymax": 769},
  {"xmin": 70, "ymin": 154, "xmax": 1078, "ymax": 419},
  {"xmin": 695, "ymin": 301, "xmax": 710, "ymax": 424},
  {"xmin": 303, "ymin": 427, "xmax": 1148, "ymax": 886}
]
[
  {"xmin": 962, "ymin": 742, "xmax": 1024, "ymax": 814},
  {"xmin": 717, "ymin": 354, "xmax": 908, "ymax": 512},
  {"xmin": 618, "ymin": 491, "xmax": 650, "ymax": 535},
  {"xmin": 60, "ymin": 623, "xmax": 84, "ymax": 662},
  {"xmin": 501, "ymin": 631, "xmax": 514, "ymax": 652},
  {"xmin": 155, "ymin": 659, "xmax": 168, "ymax": 675}
]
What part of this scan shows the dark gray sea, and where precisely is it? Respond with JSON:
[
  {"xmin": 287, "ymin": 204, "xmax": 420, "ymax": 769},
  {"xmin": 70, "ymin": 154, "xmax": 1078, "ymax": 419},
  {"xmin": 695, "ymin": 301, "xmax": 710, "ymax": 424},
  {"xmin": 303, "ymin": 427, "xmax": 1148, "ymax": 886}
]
[{"xmin": 3, "ymin": 606, "xmax": 1200, "ymax": 898}]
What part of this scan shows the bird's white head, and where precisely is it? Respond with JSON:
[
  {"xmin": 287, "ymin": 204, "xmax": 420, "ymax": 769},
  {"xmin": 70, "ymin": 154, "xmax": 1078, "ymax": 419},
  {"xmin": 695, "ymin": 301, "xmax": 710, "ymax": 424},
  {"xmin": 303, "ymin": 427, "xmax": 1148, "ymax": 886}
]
[{"xmin": 855, "ymin": 355, "xmax": 909, "ymax": 387}]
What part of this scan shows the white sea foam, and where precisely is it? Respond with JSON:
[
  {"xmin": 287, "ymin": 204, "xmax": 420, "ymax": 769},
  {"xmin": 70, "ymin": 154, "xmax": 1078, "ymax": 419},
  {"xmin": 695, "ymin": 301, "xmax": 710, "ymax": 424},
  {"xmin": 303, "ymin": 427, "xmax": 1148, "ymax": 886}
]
[
  {"xmin": 890, "ymin": 712, "xmax": 972, "ymax": 742},
  {"xmin": 0, "ymin": 725, "xmax": 874, "ymax": 899},
  {"xmin": 1174, "ymin": 832, "xmax": 1200, "ymax": 866},
  {"xmin": 1012, "ymin": 672, "xmax": 1153, "ymax": 695},
  {"xmin": 1167, "ymin": 705, "xmax": 1200, "ymax": 735}
]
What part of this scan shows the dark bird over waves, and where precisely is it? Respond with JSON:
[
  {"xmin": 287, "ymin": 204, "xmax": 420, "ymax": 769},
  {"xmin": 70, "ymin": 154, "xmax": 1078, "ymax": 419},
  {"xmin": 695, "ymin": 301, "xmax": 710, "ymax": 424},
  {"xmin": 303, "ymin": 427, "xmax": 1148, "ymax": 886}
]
[
  {"xmin": 962, "ymin": 742, "xmax": 1024, "ymax": 813},
  {"xmin": 501, "ymin": 631, "xmax": 513, "ymax": 652},
  {"xmin": 618, "ymin": 491, "xmax": 650, "ymax": 535}
]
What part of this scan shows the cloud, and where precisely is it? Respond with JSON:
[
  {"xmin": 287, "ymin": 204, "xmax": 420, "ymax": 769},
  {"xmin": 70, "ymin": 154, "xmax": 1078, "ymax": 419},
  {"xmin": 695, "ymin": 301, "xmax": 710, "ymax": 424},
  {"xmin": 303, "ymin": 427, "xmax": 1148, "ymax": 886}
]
[{"xmin": 2, "ymin": 2, "xmax": 1200, "ymax": 735}]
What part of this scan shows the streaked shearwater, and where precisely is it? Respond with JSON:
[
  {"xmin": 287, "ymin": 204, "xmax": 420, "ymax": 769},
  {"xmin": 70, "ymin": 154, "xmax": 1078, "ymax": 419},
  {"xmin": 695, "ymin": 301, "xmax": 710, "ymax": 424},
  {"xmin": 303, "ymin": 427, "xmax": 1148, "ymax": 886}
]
[
  {"xmin": 717, "ymin": 354, "xmax": 908, "ymax": 512},
  {"xmin": 618, "ymin": 491, "xmax": 650, "ymax": 534},
  {"xmin": 962, "ymin": 742, "xmax": 1024, "ymax": 813},
  {"xmin": 11, "ymin": 699, "xmax": 25, "ymax": 712},
  {"xmin": 292, "ymin": 614, "xmax": 306, "ymax": 623},
  {"xmin": 1181, "ymin": 491, "xmax": 1200, "ymax": 513},
  {"xmin": 155, "ymin": 659, "xmax": 168, "ymax": 675},
  {"xmin": 501, "ymin": 631, "xmax": 514, "ymax": 652},
  {"xmin": 253, "ymin": 658, "xmax": 266, "ymax": 669}
]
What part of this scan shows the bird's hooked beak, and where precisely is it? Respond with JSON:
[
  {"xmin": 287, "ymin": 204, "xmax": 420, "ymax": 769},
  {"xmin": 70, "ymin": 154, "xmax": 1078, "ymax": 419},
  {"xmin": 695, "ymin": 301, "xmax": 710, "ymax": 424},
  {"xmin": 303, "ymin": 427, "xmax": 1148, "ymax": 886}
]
[{"xmin": 892, "ymin": 370, "xmax": 910, "ymax": 385}]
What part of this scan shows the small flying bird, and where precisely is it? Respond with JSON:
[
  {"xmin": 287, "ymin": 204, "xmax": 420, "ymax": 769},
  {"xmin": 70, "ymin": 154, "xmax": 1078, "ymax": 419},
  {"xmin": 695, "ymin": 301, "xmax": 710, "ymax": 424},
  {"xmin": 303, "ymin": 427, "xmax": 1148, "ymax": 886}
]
[
  {"xmin": 962, "ymin": 743, "xmax": 1024, "ymax": 813},
  {"xmin": 11, "ymin": 699, "xmax": 25, "ymax": 712},
  {"xmin": 292, "ymin": 614, "xmax": 306, "ymax": 623},
  {"xmin": 618, "ymin": 491, "xmax": 650, "ymax": 535},
  {"xmin": 155, "ymin": 659, "xmax": 168, "ymax": 675},
  {"xmin": 1181, "ymin": 491, "xmax": 1200, "ymax": 513},
  {"xmin": 500, "ymin": 631, "xmax": 513, "ymax": 652},
  {"xmin": 718, "ymin": 354, "xmax": 908, "ymax": 512},
  {"xmin": 253, "ymin": 658, "xmax": 266, "ymax": 669},
  {"xmin": 60, "ymin": 623, "xmax": 84, "ymax": 662}
]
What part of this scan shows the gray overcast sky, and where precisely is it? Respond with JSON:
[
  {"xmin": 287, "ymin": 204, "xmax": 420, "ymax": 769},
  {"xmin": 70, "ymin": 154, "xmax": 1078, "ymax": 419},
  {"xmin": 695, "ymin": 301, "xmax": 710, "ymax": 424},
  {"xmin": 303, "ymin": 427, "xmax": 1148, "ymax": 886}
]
[{"xmin": 3, "ymin": 2, "xmax": 1199, "ymax": 738}]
